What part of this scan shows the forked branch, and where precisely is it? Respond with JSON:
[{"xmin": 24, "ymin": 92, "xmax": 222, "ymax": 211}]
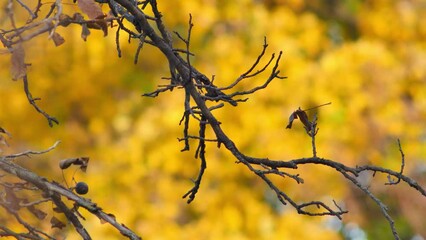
[
  {"xmin": 108, "ymin": 2, "xmax": 425, "ymax": 239},
  {"xmin": 1, "ymin": 1, "xmax": 425, "ymax": 240},
  {"xmin": 0, "ymin": 142, "xmax": 142, "ymax": 240}
]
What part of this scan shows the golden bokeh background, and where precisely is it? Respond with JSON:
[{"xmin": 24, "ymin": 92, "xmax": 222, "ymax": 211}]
[{"xmin": 1, "ymin": 0, "xmax": 425, "ymax": 239}]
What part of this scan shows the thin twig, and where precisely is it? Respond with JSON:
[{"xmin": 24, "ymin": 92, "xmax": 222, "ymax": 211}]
[
  {"xmin": 386, "ymin": 139, "xmax": 405, "ymax": 185},
  {"xmin": 134, "ymin": 33, "xmax": 146, "ymax": 64},
  {"xmin": 22, "ymin": 75, "xmax": 59, "ymax": 127},
  {"xmin": 339, "ymin": 169, "xmax": 400, "ymax": 239},
  {"xmin": 5, "ymin": 141, "xmax": 60, "ymax": 159},
  {"xmin": 183, "ymin": 116, "xmax": 207, "ymax": 203}
]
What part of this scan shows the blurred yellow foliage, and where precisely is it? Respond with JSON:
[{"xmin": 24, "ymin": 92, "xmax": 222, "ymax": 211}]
[{"xmin": 1, "ymin": 0, "xmax": 426, "ymax": 239}]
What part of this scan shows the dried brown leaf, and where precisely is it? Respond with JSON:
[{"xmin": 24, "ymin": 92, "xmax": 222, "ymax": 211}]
[
  {"xmin": 286, "ymin": 103, "xmax": 331, "ymax": 131},
  {"xmin": 59, "ymin": 14, "xmax": 73, "ymax": 27},
  {"xmin": 26, "ymin": 203, "xmax": 47, "ymax": 220},
  {"xmin": 295, "ymin": 109, "xmax": 311, "ymax": 131},
  {"xmin": 79, "ymin": 157, "xmax": 89, "ymax": 172},
  {"xmin": 286, "ymin": 108, "xmax": 311, "ymax": 131},
  {"xmin": 53, "ymin": 207, "xmax": 62, "ymax": 213},
  {"xmin": 87, "ymin": 20, "xmax": 108, "ymax": 36},
  {"xmin": 50, "ymin": 216, "xmax": 66, "ymax": 229},
  {"xmin": 77, "ymin": 0, "xmax": 104, "ymax": 19},
  {"xmin": 96, "ymin": 15, "xmax": 108, "ymax": 37},
  {"xmin": 73, "ymin": 12, "xmax": 85, "ymax": 21},
  {"xmin": 51, "ymin": 32, "xmax": 65, "ymax": 47},
  {"xmin": 286, "ymin": 111, "xmax": 297, "ymax": 129},
  {"xmin": 59, "ymin": 157, "xmax": 89, "ymax": 172},
  {"xmin": 81, "ymin": 24, "xmax": 91, "ymax": 41},
  {"xmin": 11, "ymin": 44, "xmax": 26, "ymax": 80},
  {"xmin": 4, "ymin": 187, "xmax": 20, "ymax": 211}
]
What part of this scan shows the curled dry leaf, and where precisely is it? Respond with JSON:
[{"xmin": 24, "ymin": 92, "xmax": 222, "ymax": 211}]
[
  {"xmin": 77, "ymin": 0, "xmax": 104, "ymax": 19},
  {"xmin": 11, "ymin": 44, "xmax": 26, "ymax": 80},
  {"xmin": 58, "ymin": 14, "xmax": 73, "ymax": 27},
  {"xmin": 286, "ymin": 102, "xmax": 331, "ymax": 131},
  {"xmin": 50, "ymin": 216, "xmax": 66, "ymax": 229},
  {"xmin": 77, "ymin": 0, "xmax": 107, "ymax": 36},
  {"xmin": 81, "ymin": 24, "xmax": 91, "ymax": 41},
  {"xmin": 95, "ymin": 15, "xmax": 108, "ymax": 37},
  {"xmin": 59, "ymin": 157, "xmax": 89, "ymax": 172},
  {"xmin": 53, "ymin": 207, "xmax": 62, "ymax": 213},
  {"xmin": 286, "ymin": 108, "xmax": 310, "ymax": 130},
  {"xmin": 87, "ymin": 15, "xmax": 108, "ymax": 36},
  {"xmin": 5, "ymin": 187, "xmax": 20, "ymax": 211},
  {"xmin": 26, "ymin": 204, "xmax": 48, "ymax": 220},
  {"xmin": 72, "ymin": 13, "xmax": 91, "ymax": 41},
  {"xmin": 51, "ymin": 32, "xmax": 65, "ymax": 47}
]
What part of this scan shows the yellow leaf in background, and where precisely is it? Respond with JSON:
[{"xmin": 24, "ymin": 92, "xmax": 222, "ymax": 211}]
[{"xmin": 1, "ymin": 0, "xmax": 426, "ymax": 239}]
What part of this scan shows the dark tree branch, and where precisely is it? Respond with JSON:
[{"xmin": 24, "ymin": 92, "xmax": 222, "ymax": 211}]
[
  {"xmin": 182, "ymin": 115, "xmax": 207, "ymax": 203},
  {"xmin": 1, "ymin": 1, "xmax": 426, "ymax": 240},
  {"xmin": 0, "ymin": 143, "xmax": 142, "ymax": 240},
  {"xmin": 338, "ymin": 169, "xmax": 400, "ymax": 239},
  {"xmin": 386, "ymin": 139, "xmax": 405, "ymax": 185},
  {"xmin": 108, "ymin": 2, "xmax": 425, "ymax": 239},
  {"xmin": 50, "ymin": 194, "xmax": 91, "ymax": 240},
  {"xmin": 22, "ymin": 75, "xmax": 59, "ymax": 127}
]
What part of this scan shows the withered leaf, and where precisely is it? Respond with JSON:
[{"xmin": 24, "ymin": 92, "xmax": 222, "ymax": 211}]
[
  {"xmin": 295, "ymin": 109, "xmax": 311, "ymax": 132},
  {"xmin": 59, "ymin": 157, "xmax": 89, "ymax": 172},
  {"xmin": 286, "ymin": 103, "xmax": 331, "ymax": 132},
  {"xmin": 53, "ymin": 207, "xmax": 63, "ymax": 213},
  {"xmin": 286, "ymin": 111, "xmax": 297, "ymax": 129},
  {"xmin": 59, "ymin": 158, "xmax": 76, "ymax": 169},
  {"xmin": 79, "ymin": 157, "xmax": 89, "ymax": 172},
  {"xmin": 286, "ymin": 108, "xmax": 311, "ymax": 132},
  {"xmin": 5, "ymin": 187, "xmax": 20, "ymax": 211},
  {"xmin": 11, "ymin": 44, "xmax": 26, "ymax": 80},
  {"xmin": 87, "ymin": 19, "xmax": 108, "ymax": 37},
  {"xmin": 73, "ymin": 12, "xmax": 85, "ymax": 21},
  {"xmin": 95, "ymin": 15, "xmax": 108, "ymax": 37},
  {"xmin": 77, "ymin": 0, "xmax": 104, "ymax": 19},
  {"xmin": 50, "ymin": 216, "xmax": 66, "ymax": 229},
  {"xmin": 51, "ymin": 32, "xmax": 65, "ymax": 47},
  {"xmin": 86, "ymin": 22, "xmax": 101, "ymax": 30},
  {"xmin": 81, "ymin": 24, "xmax": 91, "ymax": 41},
  {"xmin": 72, "ymin": 13, "xmax": 89, "ymax": 41},
  {"xmin": 25, "ymin": 202, "xmax": 47, "ymax": 220},
  {"xmin": 59, "ymin": 14, "xmax": 73, "ymax": 27}
]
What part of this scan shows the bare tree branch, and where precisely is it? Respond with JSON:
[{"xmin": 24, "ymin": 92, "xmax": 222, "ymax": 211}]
[
  {"xmin": 0, "ymin": 144, "xmax": 142, "ymax": 240},
  {"xmin": 1, "ymin": 1, "xmax": 425, "ymax": 239}
]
